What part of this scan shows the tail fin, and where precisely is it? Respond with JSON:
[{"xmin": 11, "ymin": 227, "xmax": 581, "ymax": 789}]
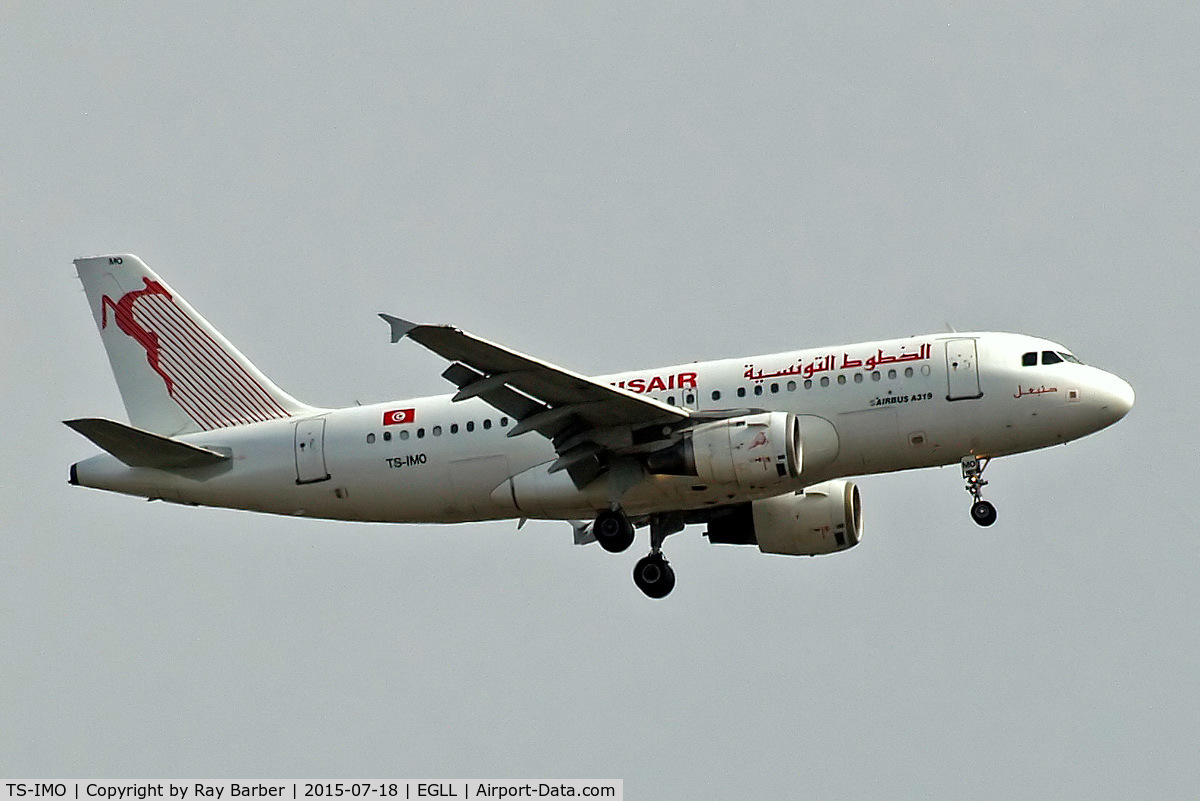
[{"xmin": 74, "ymin": 254, "xmax": 313, "ymax": 436}]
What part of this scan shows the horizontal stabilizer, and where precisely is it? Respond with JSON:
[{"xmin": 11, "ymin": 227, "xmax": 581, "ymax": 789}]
[{"xmin": 63, "ymin": 418, "xmax": 230, "ymax": 469}]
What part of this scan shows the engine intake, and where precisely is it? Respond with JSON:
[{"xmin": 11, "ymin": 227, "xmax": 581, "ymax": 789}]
[
  {"xmin": 705, "ymin": 479, "xmax": 863, "ymax": 556},
  {"xmin": 646, "ymin": 412, "xmax": 800, "ymax": 489}
]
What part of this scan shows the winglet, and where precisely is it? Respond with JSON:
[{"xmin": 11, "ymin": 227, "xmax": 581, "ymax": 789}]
[{"xmin": 379, "ymin": 313, "xmax": 418, "ymax": 343}]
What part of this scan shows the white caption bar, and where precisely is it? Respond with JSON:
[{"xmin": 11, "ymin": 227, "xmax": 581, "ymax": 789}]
[{"xmin": 1, "ymin": 783, "xmax": 621, "ymax": 801}]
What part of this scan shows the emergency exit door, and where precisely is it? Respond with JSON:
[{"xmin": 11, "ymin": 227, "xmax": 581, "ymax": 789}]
[
  {"xmin": 945, "ymin": 339, "xmax": 983, "ymax": 401},
  {"xmin": 295, "ymin": 417, "xmax": 331, "ymax": 484}
]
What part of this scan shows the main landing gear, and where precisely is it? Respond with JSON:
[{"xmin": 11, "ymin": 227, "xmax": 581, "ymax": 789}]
[
  {"xmin": 592, "ymin": 509, "xmax": 681, "ymax": 598},
  {"xmin": 633, "ymin": 553, "xmax": 675, "ymax": 599},
  {"xmin": 632, "ymin": 513, "xmax": 683, "ymax": 599},
  {"xmin": 962, "ymin": 455, "xmax": 997, "ymax": 527},
  {"xmin": 593, "ymin": 509, "xmax": 635, "ymax": 553}
]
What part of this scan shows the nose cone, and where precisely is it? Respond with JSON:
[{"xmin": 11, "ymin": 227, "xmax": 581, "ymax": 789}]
[
  {"xmin": 1096, "ymin": 372, "xmax": 1135, "ymax": 426},
  {"xmin": 1114, "ymin": 377, "xmax": 1135, "ymax": 418}
]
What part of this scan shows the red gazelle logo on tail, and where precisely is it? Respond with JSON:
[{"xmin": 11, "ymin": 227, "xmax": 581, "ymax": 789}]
[
  {"xmin": 101, "ymin": 278, "xmax": 175, "ymax": 393},
  {"xmin": 100, "ymin": 278, "xmax": 292, "ymax": 430}
]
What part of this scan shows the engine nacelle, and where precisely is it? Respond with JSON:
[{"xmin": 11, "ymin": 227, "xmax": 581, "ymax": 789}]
[
  {"xmin": 705, "ymin": 479, "xmax": 863, "ymax": 556},
  {"xmin": 646, "ymin": 412, "xmax": 800, "ymax": 489}
]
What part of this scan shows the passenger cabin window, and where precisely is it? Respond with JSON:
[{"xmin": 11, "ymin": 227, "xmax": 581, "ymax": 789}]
[
  {"xmin": 466, "ymin": 421, "xmax": 475, "ymax": 432},
  {"xmin": 737, "ymin": 387, "xmax": 746, "ymax": 398},
  {"xmin": 1022, "ymin": 352, "xmax": 1037, "ymax": 367},
  {"xmin": 1042, "ymin": 351, "xmax": 1063, "ymax": 365},
  {"xmin": 383, "ymin": 431, "xmax": 392, "ymax": 442},
  {"xmin": 711, "ymin": 390, "xmax": 721, "ymax": 401}
]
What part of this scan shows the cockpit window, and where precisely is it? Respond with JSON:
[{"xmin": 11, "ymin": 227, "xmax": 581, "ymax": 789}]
[
  {"xmin": 1021, "ymin": 352, "xmax": 1037, "ymax": 367},
  {"xmin": 1059, "ymin": 352, "xmax": 1083, "ymax": 364},
  {"xmin": 1042, "ymin": 351, "xmax": 1063, "ymax": 365}
]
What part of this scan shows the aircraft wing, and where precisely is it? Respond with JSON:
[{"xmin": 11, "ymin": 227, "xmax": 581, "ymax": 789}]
[{"xmin": 380, "ymin": 315, "xmax": 690, "ymax": 484}]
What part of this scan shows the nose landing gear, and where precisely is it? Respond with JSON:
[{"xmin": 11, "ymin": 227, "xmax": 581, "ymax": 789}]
[{"xmin": 962, "ymin": 455, "xmax": 997, "ymax": 526}]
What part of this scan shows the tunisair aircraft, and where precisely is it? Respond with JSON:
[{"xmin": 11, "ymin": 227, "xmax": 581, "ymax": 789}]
[{"xmin": 66, "ymin": 255, "xmax": 1135, "ymax": 598}]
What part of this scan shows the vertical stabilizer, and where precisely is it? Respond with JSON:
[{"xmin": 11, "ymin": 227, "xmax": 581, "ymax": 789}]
[{"xmin": 74, "ymin": 254, "xmax": 313, "ymax": 436}]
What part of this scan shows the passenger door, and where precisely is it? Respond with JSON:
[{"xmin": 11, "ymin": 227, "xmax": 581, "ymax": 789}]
[{"xmin": 945, "ymin": 339, "xmax": 983, "ymax": 401}]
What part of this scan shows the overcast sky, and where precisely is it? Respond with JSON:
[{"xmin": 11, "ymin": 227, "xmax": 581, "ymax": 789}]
[{"xmin": 3, "ymin": 3, "xmax": 1198, "ymax": 798}]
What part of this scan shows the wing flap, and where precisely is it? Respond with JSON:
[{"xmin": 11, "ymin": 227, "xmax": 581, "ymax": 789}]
[
  {"xmin": 64, "ymin": 418, "xmax": 231, "ymax": 469},
  {"xmin": 440, "ymin": 362, "xmax": 546, "ymax": 423}
]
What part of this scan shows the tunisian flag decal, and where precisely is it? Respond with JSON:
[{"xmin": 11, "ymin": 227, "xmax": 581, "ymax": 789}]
[{"xmin": 383, "ymin": 408, "xmax": 415, "ymax": 425}]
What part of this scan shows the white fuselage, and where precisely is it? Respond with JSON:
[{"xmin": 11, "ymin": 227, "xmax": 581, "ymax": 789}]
[{"xmin": 73, "ymin": 332, "xmax": 1134, "ymax": 524}]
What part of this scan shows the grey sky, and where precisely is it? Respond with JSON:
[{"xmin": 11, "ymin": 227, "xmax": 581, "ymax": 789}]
[{"xmin": 3, "ymin": 3, "xmax": 1198, "ymax": 798}]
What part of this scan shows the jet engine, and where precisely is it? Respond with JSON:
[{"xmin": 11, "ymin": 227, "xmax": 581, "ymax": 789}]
[
  {"xmin": 704, "ymin": 479, "xmax": 863, "ymax": 556},
  {"xmin": 646, "ymin": 412, "xmax": 800, "ymax": 489}
]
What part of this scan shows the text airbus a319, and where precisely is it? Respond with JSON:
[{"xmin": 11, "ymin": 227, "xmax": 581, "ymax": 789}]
[{"xmin": 66, "ymin": 255, "xmax": 1134, "ymax": 598}]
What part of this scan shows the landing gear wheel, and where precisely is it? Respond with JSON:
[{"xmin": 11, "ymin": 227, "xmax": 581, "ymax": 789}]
[
  {"xmin": 593, "ymin": 510, "xmax": 635, "ymax": 553},
  {"xmin": 970, "ymin": 500, "xmax": 997, "ymax": 527},
  {"xmin": 633, "ymin": 553, "xmax": 676, "ymax": 599}
]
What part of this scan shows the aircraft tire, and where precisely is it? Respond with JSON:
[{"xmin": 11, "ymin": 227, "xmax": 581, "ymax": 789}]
[
  {"xmin": 633, "ymin": 553, "xmax": 676, "ymax": 599},
  {"xmin": 971, "ymin": 500, "xmax": 998, "ymax": 527},
  {"xmin": 594, "ymin": 510, "xmax": 635, "ymax": 553}
]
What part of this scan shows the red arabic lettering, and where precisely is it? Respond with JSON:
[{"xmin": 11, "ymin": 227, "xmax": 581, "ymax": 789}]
[
  {"xmin": 741, "ymin": 343, "xmax": 934, "ymax": 384},
  {"xmin": 1014, "ymin": 385, "xmax": 1059, "ymax": 399}
]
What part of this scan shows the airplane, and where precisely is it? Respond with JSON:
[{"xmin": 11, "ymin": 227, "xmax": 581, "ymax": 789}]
[{"xmin": 66, "ymin": 254, "xmax": 1135, "ymax": 598}]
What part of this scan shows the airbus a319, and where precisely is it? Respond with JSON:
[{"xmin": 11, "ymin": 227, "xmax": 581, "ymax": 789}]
[{"xmin": 66, "ymin": 255, "xmax": 1134, "ymax": 598}]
